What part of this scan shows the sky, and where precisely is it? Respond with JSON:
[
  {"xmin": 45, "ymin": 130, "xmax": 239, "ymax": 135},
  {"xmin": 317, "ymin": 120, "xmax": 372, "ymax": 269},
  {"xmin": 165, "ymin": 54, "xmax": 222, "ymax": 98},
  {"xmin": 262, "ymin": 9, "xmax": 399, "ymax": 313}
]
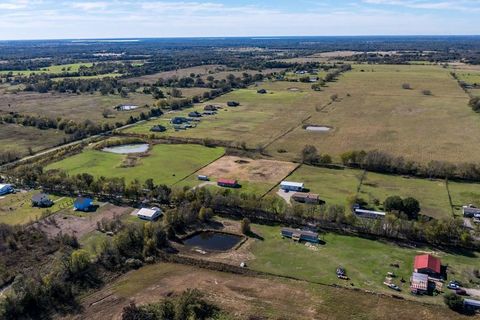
[{"xmin": 1, "ymin": 0, "xmax": 480, "ymax": 40}]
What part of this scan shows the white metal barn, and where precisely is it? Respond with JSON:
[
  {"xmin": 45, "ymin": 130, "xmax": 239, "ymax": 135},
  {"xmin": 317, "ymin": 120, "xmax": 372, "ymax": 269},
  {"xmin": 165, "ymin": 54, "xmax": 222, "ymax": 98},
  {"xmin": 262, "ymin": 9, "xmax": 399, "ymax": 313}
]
[
  {"xmin": 0, "ymin": 184, "xmax": 14, "ymax": 196},
  {"xmin": 136, "ymin": 207, "xmax": 163, "ymax": 221}
]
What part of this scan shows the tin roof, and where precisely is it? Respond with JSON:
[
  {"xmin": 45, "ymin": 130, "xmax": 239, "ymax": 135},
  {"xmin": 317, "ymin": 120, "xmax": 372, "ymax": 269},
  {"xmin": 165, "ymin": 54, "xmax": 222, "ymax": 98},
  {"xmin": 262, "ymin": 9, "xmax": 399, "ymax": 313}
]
[
  {"xmin": 218, "ymin": 178, "xmax": 237, "ymax": 185},
  {"xmin": 280, "ymin": 181, "xmax": 304, "ymax": 188},
  {"xmin": 414, "ymin": 254, "xmax": 441, "ymax": 274}
]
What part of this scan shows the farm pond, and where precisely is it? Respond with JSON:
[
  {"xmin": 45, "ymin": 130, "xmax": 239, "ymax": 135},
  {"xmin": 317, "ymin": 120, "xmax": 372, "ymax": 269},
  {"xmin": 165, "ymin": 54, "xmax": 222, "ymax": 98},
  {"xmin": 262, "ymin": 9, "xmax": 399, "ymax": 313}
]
[
  {"xmin": 183, "ymin": 231, "xmax": 243, "ymax": 251},
  {"xmin": 102, "ymin": 143, "xmax": 149, "ymax": 154}
]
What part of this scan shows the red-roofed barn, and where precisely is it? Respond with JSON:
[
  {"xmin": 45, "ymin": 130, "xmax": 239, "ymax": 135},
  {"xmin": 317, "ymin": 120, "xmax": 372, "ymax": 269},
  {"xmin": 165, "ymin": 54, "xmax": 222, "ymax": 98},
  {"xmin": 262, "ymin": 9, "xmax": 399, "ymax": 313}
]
[
  {"xmin": 217, "ymin": 178, "xmax": 239, "ymax": 188},
  {"xmin": 414, "ymin": 254, "xmax": 441, "ymax": 277}
]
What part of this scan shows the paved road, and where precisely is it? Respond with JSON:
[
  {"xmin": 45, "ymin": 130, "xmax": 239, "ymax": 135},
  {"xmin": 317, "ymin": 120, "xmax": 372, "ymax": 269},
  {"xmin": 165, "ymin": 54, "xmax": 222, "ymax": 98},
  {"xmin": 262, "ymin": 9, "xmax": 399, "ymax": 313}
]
[{"xmin": 0, "ymin": 120, "xmax": 146, "ymax": 170}]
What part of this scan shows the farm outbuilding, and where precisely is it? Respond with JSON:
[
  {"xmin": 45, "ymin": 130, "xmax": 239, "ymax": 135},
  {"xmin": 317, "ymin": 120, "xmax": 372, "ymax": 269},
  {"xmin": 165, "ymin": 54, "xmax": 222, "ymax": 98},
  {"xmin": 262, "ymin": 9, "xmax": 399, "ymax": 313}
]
[
  {"xmin": 74, "ymin": 197, "xmax": 93, "ymax": 212},
  {"xmin": 291, "ymin": 192, "xmax": 320, "ymax": 204},
  {"xmin": 281, "ymin": 228, "xmax": 319, "ymax": 243},
  {"xmin": 354, "ymin": 208, "xmax": 386, "ymax": 219},
  {"xmin": 280, "ymin": 181, "xmax": 304, "ymax": 192},
  {"xmin": 136, "ymin": 207, "xmax": 163, "ymax": 221},
  {"xmin": 414, "ymin": 254, "xmax": 441, "ymax": 277},
  {"xmin": 410, "ymin": 272, "xmax": 429, "ymax": 294},
  {"xmin": 217, "ymin": 178, "xmax": 239, "ymax": 188},
  {"xmin": 32, "ymin": 193, "xmax": 53, "ymax": 208},
  {"xmin": 0, "ymin": 184, "xmax": 14, "ymax": 196}
]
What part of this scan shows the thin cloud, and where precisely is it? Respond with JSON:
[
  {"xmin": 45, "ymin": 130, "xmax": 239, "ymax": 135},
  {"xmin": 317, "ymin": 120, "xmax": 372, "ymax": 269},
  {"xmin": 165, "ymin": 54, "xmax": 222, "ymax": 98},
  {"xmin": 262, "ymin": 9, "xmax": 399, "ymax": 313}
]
[{"xmin": 71, "ymin": 2, "xmax": 110, "ymax": 11}]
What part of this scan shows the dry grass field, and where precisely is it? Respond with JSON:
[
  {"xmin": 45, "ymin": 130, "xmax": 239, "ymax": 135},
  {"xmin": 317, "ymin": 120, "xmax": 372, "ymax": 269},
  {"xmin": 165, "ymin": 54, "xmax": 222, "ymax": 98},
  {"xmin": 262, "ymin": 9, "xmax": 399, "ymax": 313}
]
[
  {"xmin": 267, "ymin": 64, "xmax": 480, "ymax": 164},
  {"xmin": 197, "ymin": 155, "xmax": 298, "ymax": 183},
  {"xmin": 122, "ymin": 64, "xmax": 225, "ymax": 84},
  {"xmin": 0, "ymin": 91, "xmax": 155, "ymax": 124},
  {"xmin": 65, "ymin": 262, "xmax": 469, "ymax": 320}
]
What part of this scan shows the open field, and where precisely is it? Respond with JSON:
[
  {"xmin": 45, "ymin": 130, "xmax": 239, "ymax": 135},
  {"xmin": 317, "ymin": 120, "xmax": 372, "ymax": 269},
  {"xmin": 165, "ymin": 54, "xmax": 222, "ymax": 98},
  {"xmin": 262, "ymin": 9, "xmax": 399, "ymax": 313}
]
[
  {"xmin": 46, "ymin": 144, "xmax": 225, "ymax": 185},
  {"xmin": 36, "ymin": 203, "xmax": 131, "ymax": 238},
  {"xmin": 279, "ymin": 165, "xmax": 473, "ymax": 220},
  {"xmin": 0, "ymin": 91, "xmax": 155, "ymax": 124},
  {"xmin": 177, "ymin": 155, "xmax": 298, "ymax": 195},
  {"xmin": 123, "ymin": 64, "xmax": 225, "ymax": 84},
  {"xmin": 125, "ymin": 81, "xmax": 323, "ymax": 148},
  {"xmin": 0, "ymin": 123, "xmax": 69, "ymax": 156},
  {"xmin": 249, "ymin": 224, "xmax": 480, "ymax": 303},
  {"xmin": 65, "ymin": 262, "xmax": 470, "ymax": 320},
  {"xmin": 267, "ymin": 64, "xmax": 480, "ymax": 164},
  {"xmin": 359, "ymin": 172, "xmax": 452, "ymax": 219},
  {"xmin": 0, "ymin": 63, "xmax": 94, "ymax": 76},
  {"xmin": 0, "ymin": 191, "xmax": 71, "ymax": 225}
]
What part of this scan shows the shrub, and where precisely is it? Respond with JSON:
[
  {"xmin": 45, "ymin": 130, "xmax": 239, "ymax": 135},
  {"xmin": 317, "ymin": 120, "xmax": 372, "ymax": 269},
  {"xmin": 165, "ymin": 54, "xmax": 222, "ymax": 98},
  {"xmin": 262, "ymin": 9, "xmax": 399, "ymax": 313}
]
[{"xmin": 444, "ymin": 292, "xmax": 464, "ymax": 312}]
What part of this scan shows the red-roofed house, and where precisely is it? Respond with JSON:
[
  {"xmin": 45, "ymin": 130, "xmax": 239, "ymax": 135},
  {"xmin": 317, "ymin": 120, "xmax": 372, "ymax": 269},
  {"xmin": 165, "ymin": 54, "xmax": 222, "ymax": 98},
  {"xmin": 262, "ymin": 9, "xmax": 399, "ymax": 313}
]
[
  {"xmin": 217, "ymin": 178, "xmax": 239, "ymax": 188},
  {"xmin": 414, "ymin": 254, "xmax": 441, "ymax": 277}
]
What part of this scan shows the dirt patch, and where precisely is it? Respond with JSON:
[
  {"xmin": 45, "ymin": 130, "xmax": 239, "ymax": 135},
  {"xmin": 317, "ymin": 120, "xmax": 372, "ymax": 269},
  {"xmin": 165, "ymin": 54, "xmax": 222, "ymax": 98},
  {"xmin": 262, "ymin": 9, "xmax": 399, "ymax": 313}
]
[
  {"xmin": 35, "ymin": 204, "xmax": 132, "ymax": 238},
  {"xmin": 198, "ymin": 156, "xmax": 298, "ymax": 183}
]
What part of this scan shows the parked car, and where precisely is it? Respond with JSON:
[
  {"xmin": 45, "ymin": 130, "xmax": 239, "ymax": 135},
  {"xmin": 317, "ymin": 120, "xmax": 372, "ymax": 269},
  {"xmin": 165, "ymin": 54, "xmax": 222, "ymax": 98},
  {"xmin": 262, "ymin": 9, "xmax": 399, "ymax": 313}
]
[
  {"xmin": 456, "ymin": 289, "xmax": 467, "ymax": 296},
  {"xmin": 448, "ymin": 281, "xmax": 461, "ymax": 290},
  {"xmin": 388, "ymin": 283, "xmax": 401, "ymax": 291}
]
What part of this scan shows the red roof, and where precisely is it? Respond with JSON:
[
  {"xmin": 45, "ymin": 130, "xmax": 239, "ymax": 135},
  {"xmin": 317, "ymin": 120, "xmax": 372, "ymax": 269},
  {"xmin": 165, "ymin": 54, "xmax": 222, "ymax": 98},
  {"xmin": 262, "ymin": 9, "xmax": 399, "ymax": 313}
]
[
  {"xmin": 414, "ymin": 254, "xmax": 441, "ymax": 274},
  {"xmin": 217, "ymin": 178, "xmax": 237, "ymax": 185}
]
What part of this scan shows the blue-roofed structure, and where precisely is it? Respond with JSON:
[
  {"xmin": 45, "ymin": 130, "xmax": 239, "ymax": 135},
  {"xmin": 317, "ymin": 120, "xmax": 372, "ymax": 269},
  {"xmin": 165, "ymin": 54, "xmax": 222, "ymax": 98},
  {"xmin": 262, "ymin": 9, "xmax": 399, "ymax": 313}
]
[{"xmin": 74, "ymin": 197, "xmax": 93, "ymax": 212}]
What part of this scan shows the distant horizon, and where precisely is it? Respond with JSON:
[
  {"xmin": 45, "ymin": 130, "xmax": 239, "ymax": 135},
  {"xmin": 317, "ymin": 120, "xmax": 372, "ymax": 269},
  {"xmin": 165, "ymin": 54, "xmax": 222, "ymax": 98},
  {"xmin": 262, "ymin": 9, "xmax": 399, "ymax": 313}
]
[{"xmin": 2, "ymin": 34, "xmax": 480, "ymax": 42}]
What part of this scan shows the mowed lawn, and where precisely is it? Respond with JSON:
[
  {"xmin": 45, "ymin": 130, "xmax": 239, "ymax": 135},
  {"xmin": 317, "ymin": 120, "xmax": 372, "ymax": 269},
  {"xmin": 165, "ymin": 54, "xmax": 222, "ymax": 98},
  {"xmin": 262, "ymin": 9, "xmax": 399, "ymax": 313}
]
[
  {"xmin": 359, "ymin": 172, "xmax": 452, "ymax": 219},
  {"xmin": 267, "ymin": 64, "xmax": 480, "ymax": 164},
  {"xmin": 125, "ymin": 81, "xmax": 325, "ymax": 149},
  {"xmin": 281, "ymin": 165, "xmax": 363, "ymax": 205},
  {"xmin": 249, "ymin": 224, "xmax": 480, "ymax": 303},
  {"xmin": 0, "ymin": 191, "xmax": 72, "ymax": 225},
  {"xmin": 46, "ymin": 144, "xmax": 225, "ymax": 185},
  {"xmin": 279, "ymin": 165, "xmax": 462, "ymax": 220}
]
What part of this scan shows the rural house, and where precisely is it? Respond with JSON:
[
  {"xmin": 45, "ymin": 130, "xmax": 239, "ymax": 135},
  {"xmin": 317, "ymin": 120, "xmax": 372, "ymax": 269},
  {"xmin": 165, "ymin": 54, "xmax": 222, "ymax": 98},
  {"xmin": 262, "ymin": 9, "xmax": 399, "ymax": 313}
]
[
  {"xmin": 280, "ymin": 181, "xmax": 304, "ymax": 192},
  {"xmin": 217, "ymin": 178, "xmax": 239, "ymax": 188},
  {"xmin": 281, "ymin": 228, "xmax": 319, "ymax": 243},
  {"xmin": 414, "ymin": 254, "xmax": 441, "ymax": 277},
  {"xmin": 292, "ymin": 192, "xmax": 320, "ymax": 204},
  {"xmin": 0, "ymin": 184, "xmax": 14, "ymax": 196},
  {"xmin": 463, "ymin": 205, "xmax": 480, "ymax": 218},
  {"xmin": 32, "ymin": 193, "xmax": 53, "ymax": 208},
  {"xmin": 74, "ymin": 197, "xmax": 93, "ymax": 212},
  {"xmin": 136, "ymin": 207, "xmax": 163, "ymax": 221}
]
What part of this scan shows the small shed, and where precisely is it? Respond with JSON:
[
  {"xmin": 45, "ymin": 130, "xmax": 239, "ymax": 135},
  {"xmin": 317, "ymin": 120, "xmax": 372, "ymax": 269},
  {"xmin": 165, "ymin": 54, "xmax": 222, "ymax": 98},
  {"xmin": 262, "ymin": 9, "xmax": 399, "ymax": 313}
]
[
  {"xmin": 137, "ymin": 207, "xmax": 163, "ymax": 221},
  {"xmin": 32, "ymin": 193, "xmax": 53, "ymax": 208},
  {"xmin": 74, "ymin": 197, "xmax": 93, "ymax": 212},
  {"xmin": 217, "ymin": 178, "xmax": 238, "ymax": 188},
  {"xmin": 197, "ymin": 175, "xmax": 209, "ymax": 181},
  {"xmin": 281, "ymin": 228, "xmax": 319, "ymax": 243},
  {"xmin": 280, "ymin": 181, "xmax": 304, "ymax": 192},
  {"xmin": 354, "ymin": 208, "xmax": 386, "ymax": 219},
  {"xmin": 0, "ymin": 184, "xmax": 14, "ymax": 196},
  {"xmin": 292, "ymin": 192, "xmax": 320, "ymax": 204}
]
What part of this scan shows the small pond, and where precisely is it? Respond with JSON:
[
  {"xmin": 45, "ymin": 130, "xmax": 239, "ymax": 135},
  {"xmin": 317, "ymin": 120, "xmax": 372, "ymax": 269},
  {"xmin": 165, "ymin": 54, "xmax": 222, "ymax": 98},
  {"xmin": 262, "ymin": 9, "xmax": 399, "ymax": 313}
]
[
  {"xmin": 305, "ymin": 126, "xmax": 332, "ymax": 132},
  {"xmin": 183, "ymin": 231, "xmax": 243, "ymax": 251},
  {"xmin": 102, "ymin": 143, "xmax": 149, "ymax": 154}
]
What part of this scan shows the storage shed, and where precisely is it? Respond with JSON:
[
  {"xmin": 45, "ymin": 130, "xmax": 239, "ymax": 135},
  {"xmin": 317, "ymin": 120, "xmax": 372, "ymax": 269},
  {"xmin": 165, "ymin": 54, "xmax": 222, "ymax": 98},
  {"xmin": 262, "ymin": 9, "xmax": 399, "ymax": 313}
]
[
  {"xmin": 292, "ymin": 192, "xmax": 320, "ymax": 204},
  {"xmin": 137, "ymin": 207, "xmax": 163, "ymax": 221},
  {"xmin": 281, "ymin": 228, "xmax": 319, "ymax": 243},
  {"xmin": 280, "ymin": 181, "xmax": 304, "ymax": 192},
  {"xmin": 217, "ymin": 178, "xmax": 239, "ymax": 188},
  {"xmin": 74, "ymin": 197, "xmax": 93, "ymax": 212}
]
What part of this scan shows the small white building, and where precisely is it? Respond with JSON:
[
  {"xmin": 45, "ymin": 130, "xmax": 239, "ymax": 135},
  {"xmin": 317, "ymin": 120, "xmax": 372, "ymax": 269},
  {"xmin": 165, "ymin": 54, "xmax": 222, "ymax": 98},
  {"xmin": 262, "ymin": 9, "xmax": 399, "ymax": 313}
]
[
  {"xmin": 0, "ymin": 184, "xmax": 14, "ymax": 196},
  {"xmin": 136, "ymin": 207, "xmax": 163, "ymax": 221},
  {"xmin": 280, "ymin": 181, "xmax": 304, "ymax": 192}
]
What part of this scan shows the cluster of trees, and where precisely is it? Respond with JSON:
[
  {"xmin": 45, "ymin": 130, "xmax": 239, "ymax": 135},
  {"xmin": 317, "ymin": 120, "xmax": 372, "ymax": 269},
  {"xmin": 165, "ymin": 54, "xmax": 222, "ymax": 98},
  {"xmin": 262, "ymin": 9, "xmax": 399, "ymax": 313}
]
[
  {"xmin": 22, "ymin": 77, "xmax": 136, "ymax": 95},
  {"xmin": 151, "ymin": 72, "xmax": 265, "ymax": 90},
  {"xmin": 324, "ymin": 64, "xmax": 352, "ymax": 82},
  {"xmin": 384, "ymin": 195, "xmax": 421, "ymax": 220},
  {"xmin": 340, "ymin": 149, "xmax": 480, "ymax": 181},
  {"xmin": 301, "ymin": 145, "xmax": 332, "ymax": 165},
  {"xmin": 122, "ymin": 289, "xmax": 224, "ymax": 320}
]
